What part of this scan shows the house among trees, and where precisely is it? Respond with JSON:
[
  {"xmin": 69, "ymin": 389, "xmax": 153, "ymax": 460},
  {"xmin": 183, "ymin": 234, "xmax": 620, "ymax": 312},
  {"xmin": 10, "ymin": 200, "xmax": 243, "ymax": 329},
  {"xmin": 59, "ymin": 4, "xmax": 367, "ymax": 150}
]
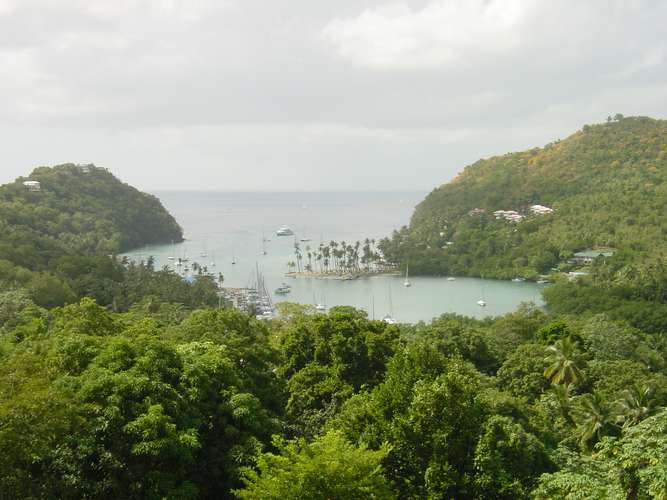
[
  {"xmin": 77, "ymin": 163, "xmax": 96, "ymax": 173},
  {"xmin": 23, "ymin": 180, "xmax": 41, "ymax": 192},
  {"xmin": 529, "ymin": 204, "xmax": 554, "ymax": 215},
  {"xmin": 493, "ymin": 210, "xmax": 524, "ymax": 222},
  {"xmin": 570, "ymin": 248, "xmax": 616, "ymax": 265}
]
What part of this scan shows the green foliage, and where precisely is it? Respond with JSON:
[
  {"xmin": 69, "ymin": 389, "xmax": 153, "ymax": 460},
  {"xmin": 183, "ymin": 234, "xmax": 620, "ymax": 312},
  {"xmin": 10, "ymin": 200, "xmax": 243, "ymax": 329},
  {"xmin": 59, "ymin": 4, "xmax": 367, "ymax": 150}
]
[
  {"xmin": 473, "ymin": 415, "xmax": 552, "ymax": 499},
  {"xmin": 2, "ymin": 154, "xmax": 667, "ymax": 498},
  {"xmin": 496, "ymin": 343, "xmax": 551, "ymax": 400},
  {"xmin": 544, "ymin": 337, "xmax": 585, "ymax": 386},
  {"xmin": 234, "ymin": 431, "xmax": 394, "ymax": 500},
  {"xmin": 536, "ymin": 409, "xmax": 667, "ymax": 499},
  {"xmin": 380, "ymin": 117, "xmax": 667, "ymax": 280}
]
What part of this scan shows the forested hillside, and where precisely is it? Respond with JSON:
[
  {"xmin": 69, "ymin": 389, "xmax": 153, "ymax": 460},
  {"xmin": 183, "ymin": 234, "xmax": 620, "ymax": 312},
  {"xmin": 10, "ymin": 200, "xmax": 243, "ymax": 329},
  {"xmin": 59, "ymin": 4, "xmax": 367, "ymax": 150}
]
[
  {"xmin": 0, "ymin": 165, "xmax": 216, "ymax": 310},
  {"xmin": 380, "ymin": 116, "xmax": 667, "ymax": 279},
  {"xmin": 0, "ymin": 163, "xmax": 182, "ymax": 269},
  {"xmin": 2, "ymin": 300, "xmax": 666, "ymax": 498}
]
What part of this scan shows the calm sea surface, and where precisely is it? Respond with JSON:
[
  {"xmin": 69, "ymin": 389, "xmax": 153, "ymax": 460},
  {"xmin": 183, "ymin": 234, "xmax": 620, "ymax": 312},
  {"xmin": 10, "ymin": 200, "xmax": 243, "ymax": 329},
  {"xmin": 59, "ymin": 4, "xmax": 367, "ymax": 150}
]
[{"xmin": 124, "ymin": 191, "xmax": 544, "ymax": 323}]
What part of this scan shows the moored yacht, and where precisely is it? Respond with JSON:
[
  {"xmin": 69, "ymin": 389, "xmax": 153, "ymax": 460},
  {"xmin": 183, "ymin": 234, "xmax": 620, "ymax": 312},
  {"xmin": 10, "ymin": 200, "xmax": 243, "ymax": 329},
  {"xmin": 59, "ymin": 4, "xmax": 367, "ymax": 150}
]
[
  {"xmin": 276, "ymin": 226, "xmax": 294, "ymax": 236},
  {"xmin": 382, "ymin": 314, "xmax": 397, "ymax": 324}
]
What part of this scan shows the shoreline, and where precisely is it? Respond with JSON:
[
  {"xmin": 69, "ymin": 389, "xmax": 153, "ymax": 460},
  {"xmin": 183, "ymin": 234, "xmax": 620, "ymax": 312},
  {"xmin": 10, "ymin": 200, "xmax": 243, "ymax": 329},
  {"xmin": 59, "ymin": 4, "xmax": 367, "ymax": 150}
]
[{"xmin": 284, "ymin": 270, "xmax": 401, "ymax": 280}]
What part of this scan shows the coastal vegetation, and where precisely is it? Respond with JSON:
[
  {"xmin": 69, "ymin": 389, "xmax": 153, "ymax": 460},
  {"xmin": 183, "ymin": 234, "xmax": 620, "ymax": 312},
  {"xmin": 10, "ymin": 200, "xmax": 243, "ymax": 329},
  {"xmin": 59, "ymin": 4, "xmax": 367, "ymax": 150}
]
[
  {"xmin": 287, "ymin": 238, "xmax": 395, "ymax": 278},
  {"xmin": 379, "ymin": 116, "xmax": 667, "ymax": 280},
  {"xmin": 2, "ymin": 143, "xmax": 667, "ymax": 499},
  {"xmin": 0, "ymin": 164, "xmax": 218, "ymax": 310},
  {"xmin": 2, "ymin": 298, "xmax": 667, "ymax": 498}
]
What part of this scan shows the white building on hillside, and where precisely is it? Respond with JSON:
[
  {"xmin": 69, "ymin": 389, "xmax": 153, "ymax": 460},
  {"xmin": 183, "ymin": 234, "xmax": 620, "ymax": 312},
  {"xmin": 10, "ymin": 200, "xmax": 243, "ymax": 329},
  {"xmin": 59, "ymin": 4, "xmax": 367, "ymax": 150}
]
[
  {"xmin": 23, "ymin": 181, "xmax": 41, "ymax": 192},
  {"xmin": 493, "ymin": 210, "xmax": 524, "ymax": 222},
  {"xmin": 529, "ymin": 204, "xmax": 554, "ymax": 215}
]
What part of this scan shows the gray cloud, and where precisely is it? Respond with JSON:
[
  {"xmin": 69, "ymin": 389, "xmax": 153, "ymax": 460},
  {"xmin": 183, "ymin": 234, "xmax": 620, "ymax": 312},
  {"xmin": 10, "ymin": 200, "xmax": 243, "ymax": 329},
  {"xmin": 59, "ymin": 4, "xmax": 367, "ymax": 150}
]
[{"xmin": 1, "ymin": 0, "xmax": 666, "ymax": 191}]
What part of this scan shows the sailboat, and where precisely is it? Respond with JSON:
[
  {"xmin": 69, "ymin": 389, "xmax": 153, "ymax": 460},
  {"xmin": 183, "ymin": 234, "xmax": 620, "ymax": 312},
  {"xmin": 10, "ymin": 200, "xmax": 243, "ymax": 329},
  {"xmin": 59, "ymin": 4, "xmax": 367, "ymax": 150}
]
[
  {"xmin": 403, "ymin": 264, "xmax": 411, "ymax": 287},
  {"xmin": 261, "ymin": 233, "xmax": 267, "ymax": 255},
  {"xmin": 477, "ymin": 276, "xmax": 487, "ymax": 306},
  {"xmin": 300, "ymin": 225, "xmax": 311, "ymax": 242},
  {"xmin": 314, "ymin": 293, "xmax": 326, "ymax": 312},
  {"xmin": 383, "ymin": 284, "xmax": 397, "ymax": 324},
  {"xmin": 168, "ymin": 240, "xmax": 175, "ymax": 260}
]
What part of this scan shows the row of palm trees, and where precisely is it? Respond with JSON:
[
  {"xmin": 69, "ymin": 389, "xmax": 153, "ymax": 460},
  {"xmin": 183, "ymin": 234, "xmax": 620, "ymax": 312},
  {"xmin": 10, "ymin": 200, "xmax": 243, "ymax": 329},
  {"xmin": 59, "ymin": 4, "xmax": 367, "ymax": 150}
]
[
  {"xmin": 544, "ymin": 336, "xmax": 657, "ymax": 448},
  {"xmin": 287, "ymin": 238, "xmax": 393, "ymax": 275}
]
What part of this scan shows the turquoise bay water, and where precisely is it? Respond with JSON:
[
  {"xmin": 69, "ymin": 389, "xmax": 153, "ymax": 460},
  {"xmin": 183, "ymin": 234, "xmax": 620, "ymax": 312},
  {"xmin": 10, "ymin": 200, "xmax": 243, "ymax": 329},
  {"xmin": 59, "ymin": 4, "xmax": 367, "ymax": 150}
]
[{"xmin": 125, "ymin": 191, "xmax": 544, "ymax": 323}]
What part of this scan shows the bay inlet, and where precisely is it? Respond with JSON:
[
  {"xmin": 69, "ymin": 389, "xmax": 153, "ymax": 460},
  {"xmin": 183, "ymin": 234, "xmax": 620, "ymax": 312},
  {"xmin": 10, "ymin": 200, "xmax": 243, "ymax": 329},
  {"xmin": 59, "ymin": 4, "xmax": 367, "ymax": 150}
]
[{"xmin": 124, "ymin": 191, "xmax": 544, "ymax": 323}]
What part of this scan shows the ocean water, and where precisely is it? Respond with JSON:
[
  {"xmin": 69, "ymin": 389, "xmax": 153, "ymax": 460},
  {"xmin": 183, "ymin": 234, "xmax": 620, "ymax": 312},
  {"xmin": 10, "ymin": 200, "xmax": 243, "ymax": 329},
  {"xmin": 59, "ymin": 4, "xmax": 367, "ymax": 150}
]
[{"xmin": 125, "ymin": 191, "xmax": 544, "ymax": 323}]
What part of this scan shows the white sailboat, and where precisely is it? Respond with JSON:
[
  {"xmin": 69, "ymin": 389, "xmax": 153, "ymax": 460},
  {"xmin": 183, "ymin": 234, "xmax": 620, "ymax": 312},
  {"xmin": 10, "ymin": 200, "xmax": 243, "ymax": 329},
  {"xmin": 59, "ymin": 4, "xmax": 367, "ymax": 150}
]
[
  {"xmin": 314, "ymin": 293, "xmax": 326, "ymax": 312},
  {"xmin": 403, "ymin": 264, "xmax": 411, "ymax": 287},
  {"xmin": 477, "ymin": 277, "xmax": 487, "ymax": 306},
  {"xmin": 383, "ymin": 284, "xmax": 397, "ymax": 324}
]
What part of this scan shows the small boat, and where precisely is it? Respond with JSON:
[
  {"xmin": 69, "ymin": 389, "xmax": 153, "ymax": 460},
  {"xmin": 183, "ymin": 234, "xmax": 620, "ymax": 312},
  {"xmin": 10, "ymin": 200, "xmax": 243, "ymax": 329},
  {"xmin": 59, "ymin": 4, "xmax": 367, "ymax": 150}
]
[
  {"xmin": 275, "ymin": 283, "xmax": 292, "ymax": 295},
  {"xmin": 314, "ymin": 293, "xmax": 326, "ymax": 311},
  {"xmin": 384, "ymin": 285, "xmax": 397, "ymax": 322},
  {"xmin": 446, "ymin": 277, "xmax": 456, "ymax": 281},
  {"xmin": 261, "ymin": 232, "xmax": 268, "ymax": 255},
  {"xmin": 168, "ymin": 256, "xmax": 175, "ymax": 260},
  {"xmin": 511, "ymin": 277, "xmax": 525, "ymax": 282},
  {"xmin": 478, "ymin": 277, "xmax": 487, "ymax": 306},
  {"xmin": 382, "ymin": 314, "xmax": 397, "ymax": 324},
  {"xmin": 300, "ymin": 237, "xmax": 311, "ymax": 242},
  {"xmin": 403, "ymin": 264, "xmax": 411, "ymax": 287},
  {"xmin": 276, "ymin": 226, "xmax": 294, "ymax": 236},
  {"xmin": 537, "ymin": 279, "xmax": 550, "ymax": 284}
]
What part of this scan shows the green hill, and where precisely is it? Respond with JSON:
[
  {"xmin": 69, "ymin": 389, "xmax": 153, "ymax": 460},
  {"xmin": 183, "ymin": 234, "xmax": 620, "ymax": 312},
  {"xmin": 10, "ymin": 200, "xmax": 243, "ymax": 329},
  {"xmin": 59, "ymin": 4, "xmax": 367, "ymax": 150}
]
[
  {"xmin": 380, "ymin": 116, "xmax": 667, "ymax": 279},
  {"xmin": 0, "ymin": 163, "xmax": 183, "ymax": 270}
]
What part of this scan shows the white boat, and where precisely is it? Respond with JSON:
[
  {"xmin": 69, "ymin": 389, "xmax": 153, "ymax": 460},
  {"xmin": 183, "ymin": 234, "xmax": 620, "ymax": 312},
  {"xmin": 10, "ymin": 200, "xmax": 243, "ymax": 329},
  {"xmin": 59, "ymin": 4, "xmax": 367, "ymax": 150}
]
[
  {"xmin": 446, "ymin": 276, "xmax": 456, "ymax": 281},
  {"xmin": 382, "ymin": 314, "xmax": 397, "ymax": 325},
  {"xmin": 511, "ymin": 277, "xmax": 525, "ymax": 282},
  {"xmin": 384, "ymin": 285, "xmax": 397, "ymax": 323},
  {"xmin": 403, "ymin": 264, "xmax": 411, "ymax": 287},
  {"xmin": 477, "ymin": 300, "xmax": 487, "ymax": 307},
  {"xmin": 314, "ymin": 293, "xmax": 326, "ymax": 311},
  {"xmin": 537, "ymin": 279, "xmax": 550, "ymax": 284},
  {"xmin": 276, "ymin": 226, "xmax": 294, "ymax": 236},
  {"xmin": 275, "ymin": 283, "xmax": 292, "ymax": 295}
]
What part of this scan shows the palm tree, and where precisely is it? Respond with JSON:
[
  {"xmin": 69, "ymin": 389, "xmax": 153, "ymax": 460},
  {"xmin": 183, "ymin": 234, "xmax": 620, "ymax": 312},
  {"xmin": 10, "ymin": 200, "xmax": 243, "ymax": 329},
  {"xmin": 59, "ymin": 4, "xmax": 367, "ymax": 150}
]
[
  {"xmin": 573, "ymin": 392, "xmax": 614, "ymax": 448},
  {"xmin": 544, "ymin": 337, "xmax": 584, "ymax": 386},
  {"xmin": 614, "ymin": 385, "xmax": 655, "ymax": 428},
  {"xmin": 551, "ymin": 383, "xmax": 574, "ymax": 425}
]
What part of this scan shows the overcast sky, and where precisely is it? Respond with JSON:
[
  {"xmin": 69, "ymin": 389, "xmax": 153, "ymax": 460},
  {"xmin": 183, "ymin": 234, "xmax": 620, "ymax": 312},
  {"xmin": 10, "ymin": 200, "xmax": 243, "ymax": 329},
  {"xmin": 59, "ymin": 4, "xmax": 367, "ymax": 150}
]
[{"xmin": 1, "ymin": 0, "xmax": 666, "ymax": 191}]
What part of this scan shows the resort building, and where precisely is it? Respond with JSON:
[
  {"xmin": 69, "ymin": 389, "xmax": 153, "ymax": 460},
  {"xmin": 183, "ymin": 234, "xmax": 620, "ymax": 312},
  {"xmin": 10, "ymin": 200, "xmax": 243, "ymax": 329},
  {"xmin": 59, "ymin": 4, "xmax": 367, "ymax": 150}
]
[
  {"xmin": 529, "ymin": 204, "xmax": 554, "ymax": 215},
  {"xmin": 493, "ymin": 210, "xmax": 524, "ymax": 222},
  {"xmin": 570, "ymin": 248, "xmax": 616, "ymax": 265},
  {"xmin": 23, "ymin": 181, "xmax": 41, "ymax": 192}
]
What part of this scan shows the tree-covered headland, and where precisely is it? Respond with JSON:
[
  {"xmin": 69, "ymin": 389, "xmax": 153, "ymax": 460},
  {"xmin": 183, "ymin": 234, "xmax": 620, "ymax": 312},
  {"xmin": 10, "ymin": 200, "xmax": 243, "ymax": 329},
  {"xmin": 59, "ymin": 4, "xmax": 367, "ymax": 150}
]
[{"xmin": 0, "ymin": 164, "xmax": 219, "ymax": 310}]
